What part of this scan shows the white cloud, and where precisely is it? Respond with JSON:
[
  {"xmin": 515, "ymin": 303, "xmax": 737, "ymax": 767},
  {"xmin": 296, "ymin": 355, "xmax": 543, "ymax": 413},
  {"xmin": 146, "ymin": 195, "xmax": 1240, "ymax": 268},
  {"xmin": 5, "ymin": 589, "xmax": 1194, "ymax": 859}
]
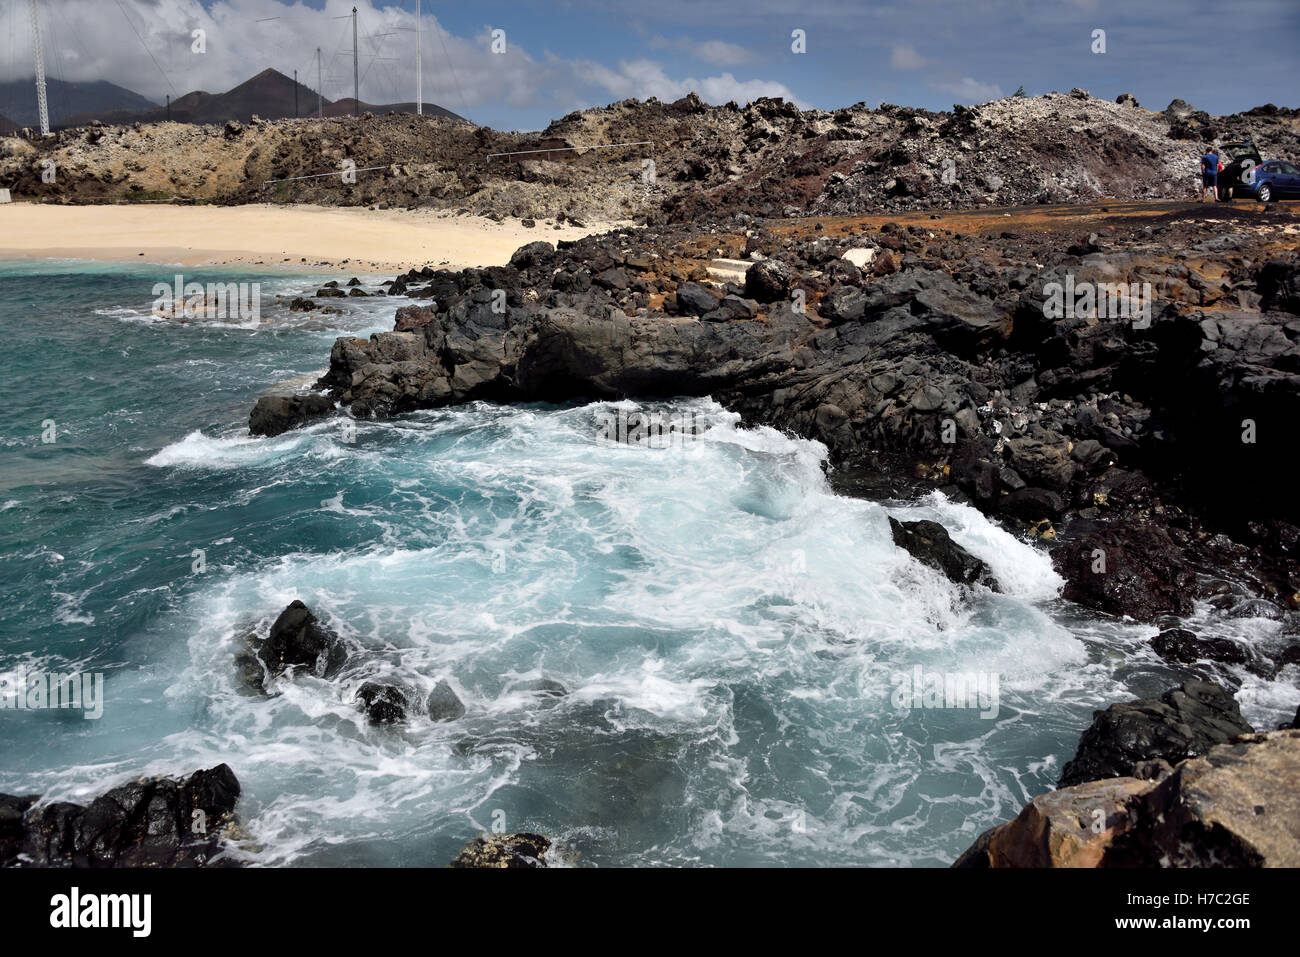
[
  {"xmin": 890, "ymin": 44, "xmax": 928, "ymax": 70},
  {"xmin": 693, "ymin": 40, "xmax": 755, "ymax": 67},
  {"xmin": 929, "ymin": 77, "xmax": 1004, "ymax": 103},
  {"xmin": 647, "ymin": 35, "xmax": 755, "ymax": 66}
]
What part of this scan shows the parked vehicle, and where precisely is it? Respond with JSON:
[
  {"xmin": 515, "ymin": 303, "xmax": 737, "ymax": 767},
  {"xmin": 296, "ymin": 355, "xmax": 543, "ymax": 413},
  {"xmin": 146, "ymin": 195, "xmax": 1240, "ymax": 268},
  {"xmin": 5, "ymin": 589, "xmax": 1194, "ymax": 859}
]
[
  {"xmin": 1213, "ymin": 141, "xmax": 1262, "ymax": 200},
  {"xmin": 1237, "ymin": 159, "xmax": 1300, "ymax": 203}
]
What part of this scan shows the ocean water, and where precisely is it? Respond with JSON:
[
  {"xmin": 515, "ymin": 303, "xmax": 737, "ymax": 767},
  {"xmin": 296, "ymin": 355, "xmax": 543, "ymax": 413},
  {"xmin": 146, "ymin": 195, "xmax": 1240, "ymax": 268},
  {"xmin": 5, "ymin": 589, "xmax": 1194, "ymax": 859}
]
[{"xmin": 1, "ymin": 260, "xmax": 1296, "ymax": 868}]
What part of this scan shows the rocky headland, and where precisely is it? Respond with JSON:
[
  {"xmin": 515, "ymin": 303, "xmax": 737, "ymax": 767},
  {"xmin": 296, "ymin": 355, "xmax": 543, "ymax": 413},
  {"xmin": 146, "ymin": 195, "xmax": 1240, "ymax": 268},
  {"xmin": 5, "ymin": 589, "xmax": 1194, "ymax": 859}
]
[{"xmin": 238, "ymin": 154, "xmax": 1300, "ymax": 866}]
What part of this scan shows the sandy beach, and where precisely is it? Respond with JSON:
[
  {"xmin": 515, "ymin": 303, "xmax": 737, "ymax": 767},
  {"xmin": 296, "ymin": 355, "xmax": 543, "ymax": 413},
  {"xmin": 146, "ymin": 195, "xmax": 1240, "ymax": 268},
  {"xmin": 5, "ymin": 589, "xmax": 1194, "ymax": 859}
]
[{"xmin": 1, "ymin": 202, "xmax": 623, "ymax": 272}]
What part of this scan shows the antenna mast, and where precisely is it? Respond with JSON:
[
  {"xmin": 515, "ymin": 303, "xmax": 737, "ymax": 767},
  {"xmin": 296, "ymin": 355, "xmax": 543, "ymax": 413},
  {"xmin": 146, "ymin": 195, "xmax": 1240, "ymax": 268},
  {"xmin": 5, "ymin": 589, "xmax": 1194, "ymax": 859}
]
[
  {"xmin": 352, "ymin": 7, "xmax": 359, "ymax": 116},
  {"xmin": 416, "ymin": 0, "xmax": 422, "ymax": 116},
  {"xmin": 28, "ymin": 0, "xmax": 50, "ymax": 135}
]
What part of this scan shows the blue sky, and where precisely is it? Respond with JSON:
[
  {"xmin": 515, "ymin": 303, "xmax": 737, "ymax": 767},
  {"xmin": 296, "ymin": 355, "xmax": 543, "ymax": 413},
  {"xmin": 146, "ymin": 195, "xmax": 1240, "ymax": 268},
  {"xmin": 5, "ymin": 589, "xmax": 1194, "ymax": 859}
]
[{"xmin": 8, "ymin": 0, "xmax": 1299, "ymax": 130}]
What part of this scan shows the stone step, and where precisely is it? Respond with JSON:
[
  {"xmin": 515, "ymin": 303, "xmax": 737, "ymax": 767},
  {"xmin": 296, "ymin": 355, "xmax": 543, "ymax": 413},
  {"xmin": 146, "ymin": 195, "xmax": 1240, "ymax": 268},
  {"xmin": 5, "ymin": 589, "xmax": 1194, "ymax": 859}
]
[{"xmin": 707, "ymin": 258, "xmax": 751, "ymax": 284}]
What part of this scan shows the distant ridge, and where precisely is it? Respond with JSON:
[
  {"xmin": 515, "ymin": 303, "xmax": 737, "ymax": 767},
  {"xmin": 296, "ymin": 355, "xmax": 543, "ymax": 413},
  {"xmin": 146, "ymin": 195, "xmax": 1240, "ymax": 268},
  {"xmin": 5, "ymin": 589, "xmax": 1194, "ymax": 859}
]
[
  {"xmin": 58, "ymin": 68, "xmax": 465, "ymax": 128},
  {"xmin": 0, "ymin": 77, "xmax": 157, "ymax": 128}
]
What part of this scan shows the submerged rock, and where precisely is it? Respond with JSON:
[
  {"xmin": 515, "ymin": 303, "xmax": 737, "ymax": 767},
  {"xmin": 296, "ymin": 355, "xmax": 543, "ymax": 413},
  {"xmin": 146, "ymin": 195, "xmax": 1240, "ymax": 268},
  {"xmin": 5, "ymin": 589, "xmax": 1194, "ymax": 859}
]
[
  {"xmin": 426, "ymin": 680, "xmax": 467, "ymax": 722},
  {"xmin": 888, "ymin": 517, "xmax": 1000, "ymax": 591},
  {"xmin": 356, "ymin": 680, "xmax": 408, "ymax": 724},
  {"xmin": 1058, "ymin": 680, "xmax": 1254, "ymax": 787},
  {"xmin": 514, "ymin": 678, "xmax": 568, "ymax": 698},
  {"xmin": 258, "ymin": 600, "xmax": 348, "ymax": 681},
  {"xmin": 1, "ymin": 764, "xmax": 242, "ymax": 868},
  {"xmin": 233, "ymin": 633, "xmax": 268, "ymax": 695},
  {"xmin": 449, "ymin": 832, "xmax": 551, "ymax": 868}
]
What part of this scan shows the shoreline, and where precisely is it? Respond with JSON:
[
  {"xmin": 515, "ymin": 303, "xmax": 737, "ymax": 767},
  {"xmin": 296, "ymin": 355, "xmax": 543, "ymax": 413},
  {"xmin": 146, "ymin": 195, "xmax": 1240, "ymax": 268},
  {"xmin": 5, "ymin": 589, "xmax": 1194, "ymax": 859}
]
[{"xmin": 0, "ymin": 202, "xmax": 624, "ymax": 273}]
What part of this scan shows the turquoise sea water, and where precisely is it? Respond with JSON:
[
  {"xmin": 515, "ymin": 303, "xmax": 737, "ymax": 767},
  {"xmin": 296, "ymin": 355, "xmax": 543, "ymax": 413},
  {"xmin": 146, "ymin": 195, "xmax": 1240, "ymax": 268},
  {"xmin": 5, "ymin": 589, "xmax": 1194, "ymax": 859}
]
[{"xmin": 1, "ymin": 260, "xmax": 1295, "ymax": 867}]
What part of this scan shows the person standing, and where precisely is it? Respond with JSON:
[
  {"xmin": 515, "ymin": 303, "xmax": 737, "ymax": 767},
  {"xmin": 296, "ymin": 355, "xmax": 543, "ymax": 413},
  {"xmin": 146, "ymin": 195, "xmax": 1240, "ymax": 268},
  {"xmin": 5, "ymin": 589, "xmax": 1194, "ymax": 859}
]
[{"xmin": 1201, "ymin": 146, "xmax": 1220, "ymax": 202}]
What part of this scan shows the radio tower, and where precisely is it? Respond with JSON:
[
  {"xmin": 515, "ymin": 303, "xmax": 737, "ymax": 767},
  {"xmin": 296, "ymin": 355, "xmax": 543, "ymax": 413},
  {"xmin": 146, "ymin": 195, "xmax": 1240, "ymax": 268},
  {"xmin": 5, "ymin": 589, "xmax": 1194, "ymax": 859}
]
[{"xmin": 28, "ymin": 0, "xmax": 50, "ymax": 135}]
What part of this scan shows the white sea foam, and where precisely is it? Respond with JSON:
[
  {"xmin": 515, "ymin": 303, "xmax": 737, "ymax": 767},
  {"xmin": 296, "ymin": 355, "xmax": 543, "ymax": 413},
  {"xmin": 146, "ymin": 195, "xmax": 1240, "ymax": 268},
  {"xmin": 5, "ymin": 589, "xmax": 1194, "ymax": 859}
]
[
  {"xmin": 128, "ymin": 399, "xmax": 1129, "ymax": 864},
  {"xmin": 20, "ymin": 395, "xmax": 1286, "ymax": 867},
  {"xmin": 145, "ymin": 427, "xmax": 322, "ymax": 468}
]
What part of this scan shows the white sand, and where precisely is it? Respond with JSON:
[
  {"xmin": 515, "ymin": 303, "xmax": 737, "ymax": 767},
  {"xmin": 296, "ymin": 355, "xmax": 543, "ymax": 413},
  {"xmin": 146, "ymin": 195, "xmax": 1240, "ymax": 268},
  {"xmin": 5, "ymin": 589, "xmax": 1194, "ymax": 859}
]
[{"xmin": 2, "ymin": 202, "xmax": 623, "ymax": 272}]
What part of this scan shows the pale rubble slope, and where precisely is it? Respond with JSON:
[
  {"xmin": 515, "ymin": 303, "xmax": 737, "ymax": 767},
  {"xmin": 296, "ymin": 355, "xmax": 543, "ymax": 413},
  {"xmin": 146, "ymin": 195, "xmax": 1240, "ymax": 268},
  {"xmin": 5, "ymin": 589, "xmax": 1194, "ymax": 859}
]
[{"xmin": 1, "ymin": 90, "xmax": 1296, "ymax": 223}]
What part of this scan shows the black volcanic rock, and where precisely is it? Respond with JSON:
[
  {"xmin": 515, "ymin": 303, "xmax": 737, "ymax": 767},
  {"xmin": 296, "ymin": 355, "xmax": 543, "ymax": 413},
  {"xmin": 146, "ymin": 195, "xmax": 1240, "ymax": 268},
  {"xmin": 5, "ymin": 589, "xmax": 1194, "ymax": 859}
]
[
  {"xmin": 1000, "ymin": 487, "xmax": 1065, "ymax": 521},
  {"xmin": 820, "ymin": 285, "xmax": 867, "ymax": 324},
  {"xmin": 356, "ymin": 681, "xmax": 408, "ymax": 724},
  {"xmin": 249, "ymin": 213, "xmax": 1300, "ymax": 647},
  {"xmin": 744, "ymin": 259, "xmax": 792, "ymax": 303},
  {"xmin": 594, "ymin": 267, "xmax": 630, "ymax": 292},
  {"xmin": 248, "ymin": 393, "xmax": 333, "ymax": 436},
  {"xmin": 1058, "ymin": 680, "xmax": 1254, "ymax": 787},
  {"xmin": 888, "ymin": 517, "xmax": 999, "ymax": 591},
  {"xmin": 1150, "ymin": 628, "xmax": 1249, "ymax": 667},
  {"xmin": 394, "ymin": 304, "xmax": 438, "ymax": 331},
  {"xmin": 675, "ymin": 281, "xmax": 719, "ymax": 317},
  {"xmin": 1053, "ymin": 525, "xmax": 1195, "ymax": 622},
  {"xmin": 509, "ymin": 240, "xmax": 556, "ymax": 272},
  {"xmin": 259, "ymin": 599, "xmax": 348, "ymax": 680},
  {"xmin": 449, "ymin": 832, "xmax": 550, "ymax": 868},
  {"xmin": 426, "ymin": 680, "xmax": 466, "ymax": 722},
  {"xmin": 1258, "ymin": 260, "xmax": 1299, "ymax": 314},
  {"xmin": 1, "ymin": 765, "xmax": 241, "ymax": 868}
]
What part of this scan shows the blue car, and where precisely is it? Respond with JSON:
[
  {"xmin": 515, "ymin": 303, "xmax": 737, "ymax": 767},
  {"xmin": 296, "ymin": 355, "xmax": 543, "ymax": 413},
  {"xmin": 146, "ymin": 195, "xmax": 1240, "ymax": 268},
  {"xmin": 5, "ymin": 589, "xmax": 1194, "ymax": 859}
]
[{"xmin": 1237, "ymin": 159, "xmax": 1300, "ymax": 203}]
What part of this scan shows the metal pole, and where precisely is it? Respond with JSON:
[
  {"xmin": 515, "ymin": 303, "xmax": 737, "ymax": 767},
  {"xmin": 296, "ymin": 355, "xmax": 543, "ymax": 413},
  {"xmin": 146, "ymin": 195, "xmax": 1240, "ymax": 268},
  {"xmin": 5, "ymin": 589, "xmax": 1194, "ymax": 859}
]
[
  {"xmin": 416, "ymin": 0, "xmax": 422, "ymax": 116},
  {"xmin": 293, "ymin": 70, "xmax": 298, "ymax": 118},
  {"xmin": 28, "ymin": 0, "xmax": 50, "ymax": 135},
  {"xmin": 317, "ymin": 48, "xmax": 323, "ymax": 119},
  {"xmin": 352, "ymin": 7, "xmax": 359, "ymax": 116}
]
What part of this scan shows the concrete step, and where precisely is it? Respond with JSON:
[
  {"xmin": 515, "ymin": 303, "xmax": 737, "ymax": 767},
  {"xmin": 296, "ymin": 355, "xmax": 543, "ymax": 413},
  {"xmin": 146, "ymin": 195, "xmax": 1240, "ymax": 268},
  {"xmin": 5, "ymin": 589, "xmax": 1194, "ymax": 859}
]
[{"xmin": 707, "ymin": 258, "xmax": 751, "ymax": 285}]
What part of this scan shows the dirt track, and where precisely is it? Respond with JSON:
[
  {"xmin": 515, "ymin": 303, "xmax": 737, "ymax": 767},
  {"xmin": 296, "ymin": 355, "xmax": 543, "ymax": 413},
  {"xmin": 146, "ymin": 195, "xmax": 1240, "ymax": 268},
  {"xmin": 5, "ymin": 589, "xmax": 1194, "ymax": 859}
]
[{"xmin": 767, "ymin": 198, "xmax": 1300, "ymax": 242}]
